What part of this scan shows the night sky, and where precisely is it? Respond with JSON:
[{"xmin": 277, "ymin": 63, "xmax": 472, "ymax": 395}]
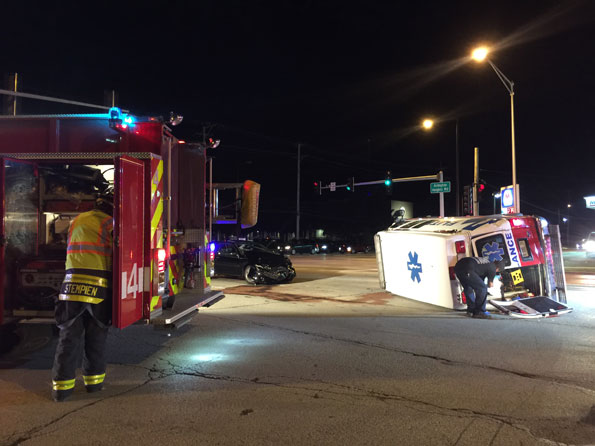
[{"xmin": 3, "ymin": 1, "xmax": 595, "ymax": 240}]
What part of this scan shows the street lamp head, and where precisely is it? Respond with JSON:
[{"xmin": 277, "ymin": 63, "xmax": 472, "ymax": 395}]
[
  {"xmin": 471, "ymin": 46, "xmax": 489, "ymax": 62},
  {"xmin": 421, "ymin": 119, "xmax": 434, "ymax": 130}
]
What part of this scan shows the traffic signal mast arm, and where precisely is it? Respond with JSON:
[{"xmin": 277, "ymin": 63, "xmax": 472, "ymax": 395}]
[{"xmin": 320, "ymin": 173, "xmax": 441, "ymax": 190}]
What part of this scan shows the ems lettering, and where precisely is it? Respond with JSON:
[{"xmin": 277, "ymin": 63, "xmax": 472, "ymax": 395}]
[{"xmin": 505, "ymin": 233, "xmax": 519, "ymax": 264}]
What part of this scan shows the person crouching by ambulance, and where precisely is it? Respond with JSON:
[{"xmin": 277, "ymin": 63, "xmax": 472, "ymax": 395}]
[
  {"xmin": 454, "ymin": 257, "xmax": 505, "ymax": 319},
  {"xmin": 51, "ymin": 191, "xmax": 113, "ymax": 402}
]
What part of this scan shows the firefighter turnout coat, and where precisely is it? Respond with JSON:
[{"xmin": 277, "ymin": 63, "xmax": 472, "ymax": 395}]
[{"xmin": 59, "ymin": 209, "xmax": 113, "ymax": 304}]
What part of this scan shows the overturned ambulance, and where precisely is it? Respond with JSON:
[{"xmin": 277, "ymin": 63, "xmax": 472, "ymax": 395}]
[{"xmin": 374, "ymin": 215, "xmax": 569, "ymax": 315}]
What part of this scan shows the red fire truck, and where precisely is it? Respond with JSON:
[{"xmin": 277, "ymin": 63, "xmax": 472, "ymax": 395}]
[{"xmin": 0, "ymin": 108, "xmax": 223, "ymax": 329}]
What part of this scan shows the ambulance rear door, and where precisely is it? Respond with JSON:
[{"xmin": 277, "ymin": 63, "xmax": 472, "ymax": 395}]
[{"xmin": 113, "ymin": 156, "xmax": 145, "ymax": 329}]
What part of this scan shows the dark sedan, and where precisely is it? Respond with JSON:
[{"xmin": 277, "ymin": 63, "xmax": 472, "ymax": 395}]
[{"xmin": 212, "ymin": 240, "xmax": 296, "ymax": 284}]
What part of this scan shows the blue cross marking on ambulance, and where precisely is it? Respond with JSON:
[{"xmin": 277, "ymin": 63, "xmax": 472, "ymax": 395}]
[
  {"xmin": 407, "ymin": 251, "xmax": 422, "ymax": 283},
  {"xmin": 482, "ymin": 242, "xmax": 505, "ymax": 262}
]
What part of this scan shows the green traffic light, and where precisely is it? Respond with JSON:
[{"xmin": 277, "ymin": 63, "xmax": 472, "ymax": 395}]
[{"xmin": 384, "ymin": 179, "xmax": 391, "ymax": 186}]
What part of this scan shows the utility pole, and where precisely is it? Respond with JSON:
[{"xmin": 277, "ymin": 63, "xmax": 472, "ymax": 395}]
[
  {"xmin": 3, "ymin": 73, "xmax": 18, "ymax": 115},
  {"xmin": 296, "ymin": 143, "xmax": 301, "ymax": 239},
  {"xmin": 438, "ymin": 170, "xmax": 444, "ymax": 218},
  {"xmin": 473, "ymin": 147, "xmax": 479, "ymax": 216}
]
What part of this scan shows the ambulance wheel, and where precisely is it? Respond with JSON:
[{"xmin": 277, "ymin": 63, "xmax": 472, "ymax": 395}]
[{"xmin": 244, "ymin": 265, "xmax": 258, "ymax": 284}]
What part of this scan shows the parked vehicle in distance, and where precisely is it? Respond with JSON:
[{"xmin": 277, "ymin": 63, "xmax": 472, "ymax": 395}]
[
  {"xmin": 316, "ymin": 240, "xmax": 340, "ymax": 254},
  {"xmin": 336, "ymin": 241, "xmax": 352, "ymax": 254},
  {"xmin": 316, "ymin": 239, "xmax": 373, "ymax": 254},
  {"xmin": 281, "ymin": 239, "xmax": 319, "ymax": 255},
  {"xmin": 265, "ymin": 239, "xmax": 288, "ymax": 254},
  {"xmin": 212, "ymin": 240, "xmax": 296, "ymax": 284},
  {"xmin": 582, "ymin": 232, "xmax": 595, "ymax": 258},
  {"xmin": 348, "ymin": 239, "xmax": 375, "ymax": 254}
]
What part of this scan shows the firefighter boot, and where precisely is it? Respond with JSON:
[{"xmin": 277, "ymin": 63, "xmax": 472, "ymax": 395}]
[
  {"xmin": 52, "ymin": 388, "xmax": 74, "ymax": 402},
  {"xmin": 84, "ymin": 373, "xmax": 105, "ymax": 393},
  {"xmin": 86, "ymin": 383, "xmax": 103, "ymax": 393}
]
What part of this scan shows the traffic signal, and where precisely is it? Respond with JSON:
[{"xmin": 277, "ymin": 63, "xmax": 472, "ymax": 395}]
[
  {"xmin": 208, "ymin": 137, "xmax": 221, "ymax": 148},
  {"xmin": 346, "ymin": 177, "xmax": 355, "ymax": 192},
  {"xmin": 477, "ymin": 179, "xmax": 486, "ymax": 200},
  {"xmin": 240, "ymin": 180, "xmax": 261, "ymax": 228},
  {"xmin": 313, "ymin": 180, "xmax": 321, "ymax": 195},
  {"xmin": 384, "ymin": 171, "xmax": 393, "ymax": 195},
  {"xmin": 463, "ymin": 185, "xmax": 473, "ymax": 215}
]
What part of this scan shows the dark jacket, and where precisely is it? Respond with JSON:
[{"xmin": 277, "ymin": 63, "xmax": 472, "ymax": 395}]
[{"xmin": 454, "ymin": 257, "xmax": 498, "ymax": 283}]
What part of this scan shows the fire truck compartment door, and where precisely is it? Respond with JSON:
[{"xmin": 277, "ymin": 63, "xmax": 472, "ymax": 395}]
[
  {"xmin": 0, "ymin": 158, "xmax": 39, "ymax": 325},
  {"xmin": 113, "ymin": 156, "xmax": 145, "ymax": 329}
]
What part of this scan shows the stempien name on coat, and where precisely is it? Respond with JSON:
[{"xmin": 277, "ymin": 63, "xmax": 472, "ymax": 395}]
[{"xmin": 63, "ymin": 283, "xmax": 99, "ymax": 297}]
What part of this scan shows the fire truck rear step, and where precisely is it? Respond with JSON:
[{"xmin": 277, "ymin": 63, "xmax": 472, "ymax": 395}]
[{"xmin": 152, "ymin": 289, "xmax": 224, "ymax": 326}]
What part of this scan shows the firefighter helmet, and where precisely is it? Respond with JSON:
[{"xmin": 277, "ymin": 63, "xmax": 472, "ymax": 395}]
[{"xmin": 96, "ymin": 188, "xmax": 114, "ymax": 214}]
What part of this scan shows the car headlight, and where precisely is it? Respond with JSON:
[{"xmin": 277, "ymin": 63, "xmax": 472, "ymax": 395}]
[
  {"xmin": 585, "ymin": 240, "xmax": 595, "ymax": 252},
  {"xmin": 285, "ymin": 245, "xmax": 291, "ymax": 250},
  {"xmin": 346, "ymin": 246, "xmax": 352, "ymax": 252}
]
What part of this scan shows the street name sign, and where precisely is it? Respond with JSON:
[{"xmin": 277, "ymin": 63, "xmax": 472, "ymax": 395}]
[{"xmin": 430, "ymin": 181, "xmax": 451, "ymax": 194}]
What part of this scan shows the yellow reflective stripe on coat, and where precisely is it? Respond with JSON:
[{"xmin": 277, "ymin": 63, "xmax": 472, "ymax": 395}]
[
  {"xmin": 63, "ymin": 273, "xmax": 109, "ymax": 288},
  {"xmin": 83, "ymin": 373, "xmax": 105, "ymax": 386},
  {"xmin": 53, "ymin": 379, "xmax": 75, "ymax": 391},
  {"xmin": 58, "ymin": 294, "xmax": 104, "ymax": 304}
]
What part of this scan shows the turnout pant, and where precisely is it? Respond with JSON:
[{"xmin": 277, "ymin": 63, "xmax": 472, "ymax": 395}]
[
  {"xmin": 454, "ymin": 268, "xmax": 488, "ymax": 315},
  {"xmin": 52, "ymin": 301, "xmax": 109, "ymax": 394}
]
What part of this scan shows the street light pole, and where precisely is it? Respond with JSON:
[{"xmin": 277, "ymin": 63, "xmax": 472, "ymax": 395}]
[
  {"xmin": 471, "ymin": 47, "xmax": 519, "ymax": 213},
  {"xmin": 455, "ymin": 118, "xmax": 460, "ymax": 216},
  {"xmin": 486, "ymin": 59, "xmax": 518, "ymax": 213},
  {"xmin": 296, "ymin": 143, "xmax": 301, "ymax": 239}
]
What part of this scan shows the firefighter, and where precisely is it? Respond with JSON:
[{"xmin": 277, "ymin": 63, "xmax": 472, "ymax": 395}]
[
  {"xmin": 51, "ymin": 190, "xmax": 114, "ymax": 402},
  {"xmin": 454, "ymin": 257, "xmax": 505, "ymax": 319}
]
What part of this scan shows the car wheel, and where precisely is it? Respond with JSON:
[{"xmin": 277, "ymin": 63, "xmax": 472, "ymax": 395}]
[
  {"xmin": 283, "ymin": 269, "xmax": 296, "ymax": 283},
  {"xmin": 243, "ymin": 265, "xmax": 258, "ymax": 284}
]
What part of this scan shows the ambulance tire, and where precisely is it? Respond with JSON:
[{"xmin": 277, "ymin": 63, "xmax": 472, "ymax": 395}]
[{"xmin": 244, "ymin": 265, "xmax": 258, "ymax": 285}]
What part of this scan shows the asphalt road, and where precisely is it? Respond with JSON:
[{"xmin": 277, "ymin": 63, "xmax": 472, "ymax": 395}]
[{"xmin": 1, "ymin": 253, "xmax": 594, "ymax": 445}]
